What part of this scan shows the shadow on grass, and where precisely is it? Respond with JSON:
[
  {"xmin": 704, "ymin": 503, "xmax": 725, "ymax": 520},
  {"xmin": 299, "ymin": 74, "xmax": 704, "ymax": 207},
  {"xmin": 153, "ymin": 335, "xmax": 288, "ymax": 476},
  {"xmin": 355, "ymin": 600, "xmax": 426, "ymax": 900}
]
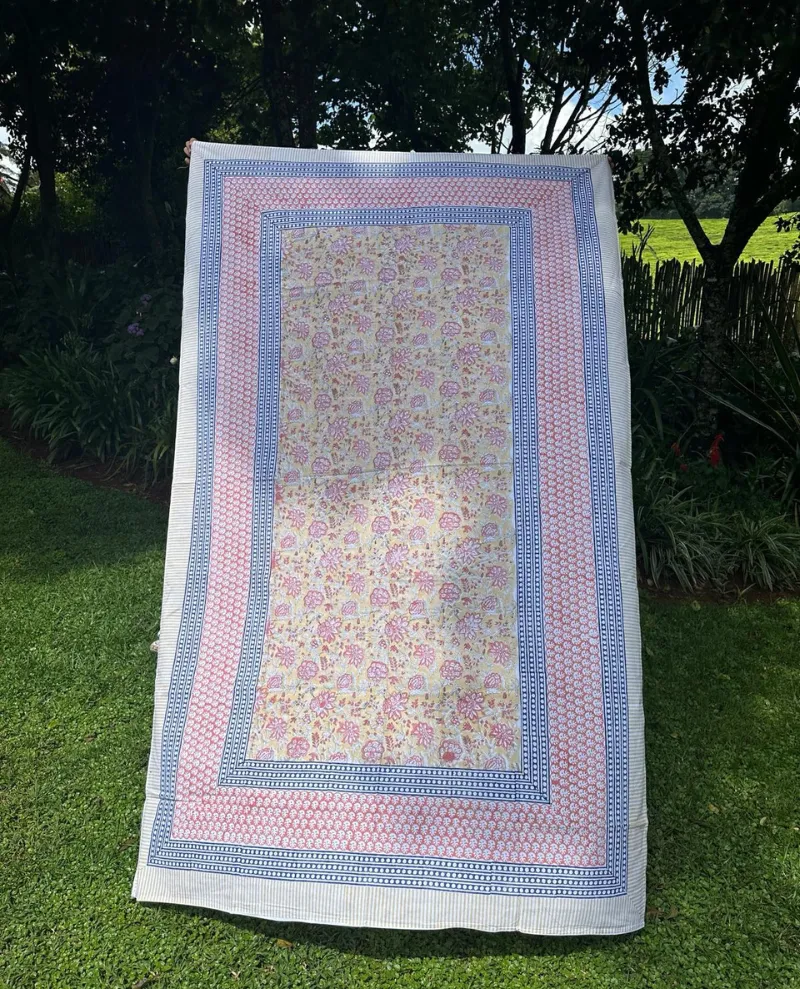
[
  {"xmin": 141, "ymin": 599, "xmax": 800, "ymax": 962},
  {"xmin": 0, "ymin": 440, "xmax": 167, "ymax": 578}
]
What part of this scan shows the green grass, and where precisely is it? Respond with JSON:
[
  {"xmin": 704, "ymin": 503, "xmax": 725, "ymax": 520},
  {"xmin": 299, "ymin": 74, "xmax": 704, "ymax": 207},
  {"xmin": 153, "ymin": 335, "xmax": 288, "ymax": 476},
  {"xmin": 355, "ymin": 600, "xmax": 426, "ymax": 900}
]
[
  {"xmin": 1, "ymin": 439, "xmax": 799, "ymax": 988},
  {"xmin": 619, "ymin": 215, "xmax": 797, "ymax": 264}
]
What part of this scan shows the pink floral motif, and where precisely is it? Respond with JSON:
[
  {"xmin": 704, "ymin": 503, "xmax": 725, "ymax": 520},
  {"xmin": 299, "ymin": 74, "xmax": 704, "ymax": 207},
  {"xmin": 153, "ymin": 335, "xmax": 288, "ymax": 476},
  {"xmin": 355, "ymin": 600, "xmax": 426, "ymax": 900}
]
[
  {"xmin": 287, "ymin": 736, "xmax": 310, "ymax": 758},
  {"xmin": 248, "ymin": 221, "xmax": 522, "ymax": 770},
  {"xmin": 385, "ymin": 616, "xmax": 409, "ymax": 642},
  {"xmin": 440, "ymin": 660, "xmax": 464, "ymax": 682}
]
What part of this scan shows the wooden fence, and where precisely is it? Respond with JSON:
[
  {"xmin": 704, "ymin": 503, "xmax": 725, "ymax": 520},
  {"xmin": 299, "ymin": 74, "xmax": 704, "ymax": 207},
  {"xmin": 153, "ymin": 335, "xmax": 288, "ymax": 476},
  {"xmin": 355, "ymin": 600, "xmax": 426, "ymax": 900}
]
[{"xmin": 621, "ymin": 255, "xmax": 800, "ymax": 346}]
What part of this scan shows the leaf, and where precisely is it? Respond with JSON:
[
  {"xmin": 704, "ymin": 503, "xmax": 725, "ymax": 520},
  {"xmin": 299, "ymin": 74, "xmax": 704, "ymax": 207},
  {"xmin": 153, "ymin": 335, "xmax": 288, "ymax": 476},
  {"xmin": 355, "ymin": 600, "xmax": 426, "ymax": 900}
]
[
  {"xmin": 708, "ymin": 803, "xmax": 720, "ymax": 814},
  {"xmin": 275, "ymin": 938, "xmax": 294, "ymax": 949}
]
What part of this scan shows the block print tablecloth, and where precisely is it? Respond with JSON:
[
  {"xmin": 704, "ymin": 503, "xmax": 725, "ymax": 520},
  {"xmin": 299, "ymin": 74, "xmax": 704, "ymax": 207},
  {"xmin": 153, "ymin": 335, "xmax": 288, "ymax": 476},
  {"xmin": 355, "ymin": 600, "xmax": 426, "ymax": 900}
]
[{"xmin": 133, "ymin": 144, "xmax": 646, "ymax": 935}]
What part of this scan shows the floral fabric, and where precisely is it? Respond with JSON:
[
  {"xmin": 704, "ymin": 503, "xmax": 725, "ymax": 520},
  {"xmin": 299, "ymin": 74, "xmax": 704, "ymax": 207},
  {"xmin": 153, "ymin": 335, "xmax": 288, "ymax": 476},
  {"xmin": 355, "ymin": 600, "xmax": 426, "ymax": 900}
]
[{"xmin": 247, "ymin": 223, "xmax": 522, "ymax": 770}]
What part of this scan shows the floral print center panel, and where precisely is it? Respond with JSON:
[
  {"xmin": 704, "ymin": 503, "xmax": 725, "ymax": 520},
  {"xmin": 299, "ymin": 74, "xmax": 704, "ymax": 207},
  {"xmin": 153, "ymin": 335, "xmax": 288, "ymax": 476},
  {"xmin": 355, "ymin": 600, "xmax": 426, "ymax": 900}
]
[{"xmin": 246, "ymin": 222, "xmax": 523, "ymax": 771}]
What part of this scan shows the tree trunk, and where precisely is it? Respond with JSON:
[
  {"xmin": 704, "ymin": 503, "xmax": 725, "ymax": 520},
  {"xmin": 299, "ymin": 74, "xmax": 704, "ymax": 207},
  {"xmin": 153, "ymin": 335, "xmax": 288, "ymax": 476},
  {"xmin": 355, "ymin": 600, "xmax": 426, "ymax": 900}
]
[
  {"xmin": 695, "ymin": 254, "xmax": 735, "ymax": 434},
  {"xmin": 498, "ymin": 0, "xmax": 526, "ymax": 153},
  {"xmin": 258, "ymin": 0, "xmax": 296, "ymax": 146},
  {"xmin": 129, "ymin": 77, "xmax": 163, "ymax": 256},
  {"xmin": 2, "ymin": 145, "xmax": 31, "ymax": 283},
  {"xmin": 294, "ymin": 0, "xmax": 318, "ymax": 149},
  {"xmin": 23, "ymin": 64, "xmax": 61, "ymax": 264}
]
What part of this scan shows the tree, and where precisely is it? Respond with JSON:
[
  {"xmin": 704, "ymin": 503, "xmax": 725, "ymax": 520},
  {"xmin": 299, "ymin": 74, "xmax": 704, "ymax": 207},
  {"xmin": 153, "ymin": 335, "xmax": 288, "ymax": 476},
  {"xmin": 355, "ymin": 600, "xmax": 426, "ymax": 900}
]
[
  {"xmin": 0, "ymin": 0, "xmax": 71, "ymax": 262},
  {"xmin": 477, "ymin": 0, "xmax": 617, "ymax": 155},
  {"xmin": 612, "ymin": 0, "xmax": 800, "ymax": 430}
]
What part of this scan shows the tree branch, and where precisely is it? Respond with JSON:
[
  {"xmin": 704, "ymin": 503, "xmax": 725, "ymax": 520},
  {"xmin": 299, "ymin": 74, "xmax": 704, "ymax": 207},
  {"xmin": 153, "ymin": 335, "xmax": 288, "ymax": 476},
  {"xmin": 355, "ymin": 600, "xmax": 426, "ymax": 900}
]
[{"xmin": 621, "ymin": 0, "xmax": 714, "ymax": 260}]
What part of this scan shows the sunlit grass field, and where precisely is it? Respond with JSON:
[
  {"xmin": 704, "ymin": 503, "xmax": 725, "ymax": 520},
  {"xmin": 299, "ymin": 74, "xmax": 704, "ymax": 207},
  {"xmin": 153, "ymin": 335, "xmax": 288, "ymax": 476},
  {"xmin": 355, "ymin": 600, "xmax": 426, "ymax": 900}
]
[{"xmin": 619, "ymin": 216, "xmax": 796, "ymax": 264}]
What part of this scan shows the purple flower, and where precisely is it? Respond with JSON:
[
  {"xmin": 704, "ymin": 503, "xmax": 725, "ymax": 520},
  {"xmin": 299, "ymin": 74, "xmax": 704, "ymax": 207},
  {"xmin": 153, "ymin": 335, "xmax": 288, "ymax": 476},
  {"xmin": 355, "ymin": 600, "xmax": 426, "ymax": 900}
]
[
  {"xmin": 140, "ymin": 293, "xmax": 152, "ymax": 304},
  {"xmin": 127, "ymin": 322, "xmax": 144, "ymax": 336}
]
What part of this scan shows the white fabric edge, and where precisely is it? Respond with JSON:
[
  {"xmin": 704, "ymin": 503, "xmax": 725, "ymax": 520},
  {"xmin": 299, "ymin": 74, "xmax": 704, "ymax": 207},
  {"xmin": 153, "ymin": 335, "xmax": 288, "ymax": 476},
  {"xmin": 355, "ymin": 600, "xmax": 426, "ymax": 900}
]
[
  {"xmin": 132, "ymin": 147, "xmax": 204, "ymax": 899},
  {"xmin": 132, "ymin": 145, "xmax": 646, "ymax": 935},
  {"xmin": 589, "ymin": 157, "xmax": 648, "ymax": 921}
]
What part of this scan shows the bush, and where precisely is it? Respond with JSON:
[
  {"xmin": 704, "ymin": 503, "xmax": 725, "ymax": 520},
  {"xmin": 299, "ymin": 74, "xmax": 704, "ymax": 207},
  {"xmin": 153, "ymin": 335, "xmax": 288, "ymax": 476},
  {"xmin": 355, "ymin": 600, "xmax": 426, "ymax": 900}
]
[{"xmin": 2, "ymin": 333, "xmax": 177, "ymax": 482}]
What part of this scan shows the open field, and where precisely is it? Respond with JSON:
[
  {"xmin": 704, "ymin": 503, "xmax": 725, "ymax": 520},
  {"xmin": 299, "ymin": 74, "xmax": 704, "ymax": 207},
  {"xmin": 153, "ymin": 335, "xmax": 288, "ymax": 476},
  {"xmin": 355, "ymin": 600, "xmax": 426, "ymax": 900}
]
[{"xmin": 619, "ymin": 216, "xmax": 797, "ymax": 264}]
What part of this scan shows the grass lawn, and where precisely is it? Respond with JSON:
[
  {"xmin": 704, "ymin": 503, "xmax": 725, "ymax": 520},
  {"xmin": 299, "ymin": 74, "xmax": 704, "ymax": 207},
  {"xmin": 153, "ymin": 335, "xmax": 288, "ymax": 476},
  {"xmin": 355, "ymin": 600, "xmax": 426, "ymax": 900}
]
[
  {"xmin": 1, "ymin": 439, "xmax": 799, "ymax": 989},
  {"xmin": 618, "ymin": 215, "xmax": 797, "ymax": 264}
]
